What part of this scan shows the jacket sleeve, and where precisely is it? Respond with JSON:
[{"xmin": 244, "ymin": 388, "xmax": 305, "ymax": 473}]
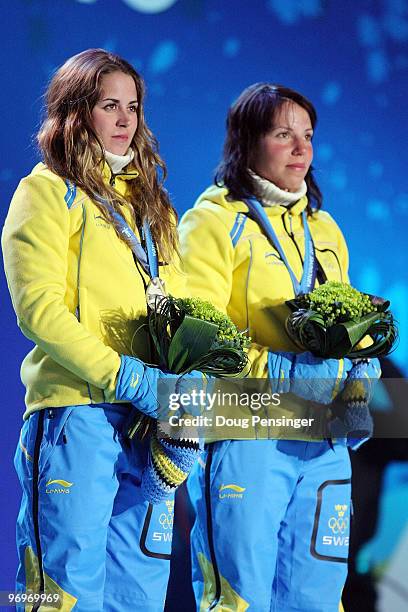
[
  {"xmin": 178, "ymin": 204, "xmax": 269, "ymax": 378},
  {"xmin": 1, "ymin": 175, "xmax": 121, "ymax": 400}
]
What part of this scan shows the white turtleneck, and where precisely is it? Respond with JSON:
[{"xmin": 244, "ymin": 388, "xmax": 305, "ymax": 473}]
[
  {"xmin": 248, "ymin": 169, "xmax": 307, "ymax": 207},
  {"xmin": 105, "ymin": 148, "xmax": 135, "ymax": 174}
]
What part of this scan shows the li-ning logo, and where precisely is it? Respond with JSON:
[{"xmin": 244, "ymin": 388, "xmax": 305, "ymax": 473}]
[
  {"xmin": 328, "ymin": 504, "xmax": 349, "ymax": 534},
  {"xmin": 219, "ymin": 483, "xmax": 246, "ymax": 500},
  {"xmin": 130, "ymin": 373, "xmax": 140, "ymax": 388},
  {"xmin": 45, "ymin": 479, "xmax": 73, "ymax": 495},
  {"xmin": 94, "ymin": 214, "xmax": 110, "ymax": 229}
]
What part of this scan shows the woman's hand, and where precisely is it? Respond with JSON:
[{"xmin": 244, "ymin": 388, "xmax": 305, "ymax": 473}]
[
  {"xmin": 115, "ymin": 355, "xmax": 208, "ymax": 418},
  {"xmin": 268, "ymin": 351, "xmax": 354, "ymax": 404}
]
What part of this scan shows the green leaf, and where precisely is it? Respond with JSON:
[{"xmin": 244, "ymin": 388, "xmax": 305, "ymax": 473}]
[
  {"xmin": 285, "ymin": 309, "xmax": 328, "ymax": 355},
  {"xmin": 325, "ymin": 312, "xmax": 396, "ymax": 358},
  {"xmin": 324, "ymin": 325, "xmax": 352, "ymax": 358},
  {"xmin": 333, "ymin": 311, "xmax": 383, "ymax": 345},
  {"xmin": 348, "ymin": 313, "xmax": 398, "ymax": 358},
  {"xmin": 167, "ymin": 315, "xmax": 218, "ymax": 373},
  {"xmin": 188, "ymin": 346, "xmax": 250, "ymax": 377}
]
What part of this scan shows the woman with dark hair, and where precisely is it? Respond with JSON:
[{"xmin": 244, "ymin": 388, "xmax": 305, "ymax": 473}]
[
  {"xmin": 179, "ymin": 83, "xmax": 380, "ymax": 611},
  {"xmin": 2, "ymin": 48, "xmax": 203, "ymax": 611}
]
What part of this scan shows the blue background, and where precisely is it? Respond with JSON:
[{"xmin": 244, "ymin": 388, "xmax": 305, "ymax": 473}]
[{"xmin": 1, "ymin": 0, "xmax": 407, "ymax": 606}]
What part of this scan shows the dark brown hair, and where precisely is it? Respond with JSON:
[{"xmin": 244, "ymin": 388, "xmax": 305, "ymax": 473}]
[
  {"xmin": 215, "ymin": 83, "xmax": 322, "ymax": 213},
  {"xmin": 37, "ymin": 48, "xmax": 178, "ymax": 261}
]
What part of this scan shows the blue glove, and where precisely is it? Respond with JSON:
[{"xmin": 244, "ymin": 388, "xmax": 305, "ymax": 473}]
[
  {"xmin": 116, "ymin": 355, "xmax": 207, "ymax": 418},
  {"xmin": 268, "ymin": 351, "xmax": 354, "ymax": 405}
]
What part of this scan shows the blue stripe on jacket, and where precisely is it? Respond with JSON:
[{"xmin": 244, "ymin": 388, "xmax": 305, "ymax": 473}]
[
  {"xmin": 64, "ymin": 180, "xmax": 77, "ymax": 209},
  {"xmin": 229, "ymin": 212, "xmax": 247, "ymax": 247}
]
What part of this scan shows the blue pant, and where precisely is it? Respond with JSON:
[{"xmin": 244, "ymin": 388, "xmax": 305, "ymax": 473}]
[
  {"xmin": 15, "ymin": 404, "xmax": 174, "ymax": 611},
  {"xmin": 188, "ymin": 439, "xmax": 351, "ymax": 611}
]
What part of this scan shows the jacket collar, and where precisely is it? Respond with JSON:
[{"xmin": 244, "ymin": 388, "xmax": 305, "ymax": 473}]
[
  {"xmin": 247, "ymin": 194, "xmax": 308, "ymax": 218},
  {"xmin": 101, "ymin": 160, "xmax": 139, "ymax": 183}
]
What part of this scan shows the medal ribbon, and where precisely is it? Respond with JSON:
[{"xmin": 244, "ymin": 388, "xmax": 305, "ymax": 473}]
[
  {"xmin": 94, "ymin": 194, "xmax": 158, "ymax": 279},
  {"xmin": 245, "ymin": 197, "xmax": 317, "ymax": 295}
]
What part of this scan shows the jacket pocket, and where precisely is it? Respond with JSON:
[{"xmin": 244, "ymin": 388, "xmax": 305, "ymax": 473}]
[
  {"xmin": 39, "ymin": 406, "xmax": 76, "ymax": 475},
  {"xmin": 208, "ymin": 440, "xmax": 232, "ymax": 486},
  {"xmin": 140, "ymin": 499, "xmax": 174, "ymax": 559},
  {"xmin": 310, "ymin": 478, "xmax": 351, "ymax": 563}
]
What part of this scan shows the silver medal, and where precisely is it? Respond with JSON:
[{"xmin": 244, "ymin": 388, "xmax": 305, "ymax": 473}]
[{"xmin": 146, "ymin": 277, "xmax": 167, "ymax": 311}]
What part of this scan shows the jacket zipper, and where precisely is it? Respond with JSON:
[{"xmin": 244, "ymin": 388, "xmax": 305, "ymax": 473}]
[
  {"xmin": 205, "ymin": 445, "xmax": 222, "ymax": 609},
  {"xmin": 315, "ymin": 247, "xmax": 342, "ymax": 282},
  {"xmin": 109, "ymin": 169, "xmax": 139, "ymax": 187},
  {"xmin": 32, "ymin": 411, "xmax": 46, "ymax": 611},
  {"xmin": 282, "ymin": 212, "xmax": 304, "ymax": 265},
  {"xmin": 282, "ymin": 212, "xmax": 327, "ymax": 286}
]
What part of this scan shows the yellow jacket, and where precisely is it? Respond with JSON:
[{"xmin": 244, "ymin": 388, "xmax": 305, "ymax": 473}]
[
  {"xmin": 2, "ymin": 163, "xmax": 184, "ymax": 418},
  {"xmin": 179, "ymin": 185, "xmax": 349, "ymax": 439}
]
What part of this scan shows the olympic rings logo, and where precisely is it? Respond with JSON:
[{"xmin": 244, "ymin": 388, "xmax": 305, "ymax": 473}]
[
  {"xmin": 159, "ymin": 513, "xmax": 173, "ymax": 529},
  {"xmin": 328, "ymin": 517, "xmax": 349, "ymax": 534}
]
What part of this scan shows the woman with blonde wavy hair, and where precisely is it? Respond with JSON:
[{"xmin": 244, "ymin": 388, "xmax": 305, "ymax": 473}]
[{"xmin": 2, "ymin": 48, "xmax": 203, "ymax": 611}]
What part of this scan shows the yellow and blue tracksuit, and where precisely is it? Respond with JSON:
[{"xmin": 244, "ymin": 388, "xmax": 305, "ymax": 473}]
[
  {"xmin": 179, "ymin": 185, "xmax": 352, "ymax": 611},
  {"xmin": 2, "ymin": 163, "xmax": 185, "ymax": 610}
]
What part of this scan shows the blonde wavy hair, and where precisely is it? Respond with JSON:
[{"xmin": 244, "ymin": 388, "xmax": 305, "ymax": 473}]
[{"xmin": 37, "ymin": 48, "xmax": 178, "ymax": 262}]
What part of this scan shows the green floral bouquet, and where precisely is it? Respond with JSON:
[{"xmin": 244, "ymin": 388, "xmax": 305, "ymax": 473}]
[
  {"xmin": 148, "ymin": 295, "xmax": 250, "ymax": 376},
  {"xmin": 285, "ymin": 281, "xmax": 397, "ymax": 359},
  {"xmin": 126, "ymin": 295, "xmax": 250, "ymax": 440},
  {"xmin": 126, "ymin": 295, "xmax": 250, "ymax": 504}
]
